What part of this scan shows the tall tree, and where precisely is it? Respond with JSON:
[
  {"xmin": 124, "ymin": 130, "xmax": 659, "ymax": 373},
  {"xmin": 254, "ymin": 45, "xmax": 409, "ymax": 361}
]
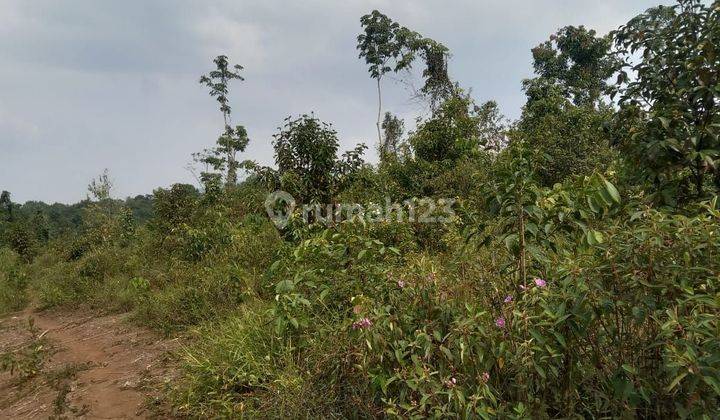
[
  {"xmin": 519, "ymin": 25, "xmax": 618, "ymax": 185},
  {"xmin": 0, "ymin": 191, "xmax": 12, "ymax": 221},
  {"xmin": 380, "ymin": 112, "xmax": 404, "ymax": 159},
  {"xmin": 531, "ymin": 25, "xmax": 619, "ymax": 106},
  {"xmin": 357, "ymin": 11, "xmax": 452, "ymax": 147},
  {"xmin": 357, "ymin": 11, "xmax": 410, "ymax": 147},
  {"xmin": 476, "ymin": 100, "xmax": 509, "ymax": 152},
  {"xmin": 519, "ymin": 78, "xmax": 615, "ymax": 186},
  {"xmin": 87, "ymin": 169, "xmax": 113, "ymax": 201},
  {"xmin": 198, "ymin": 55, "xmax": 249, "ymax": 186},
  {"xmin": 409, "ymin": 91, "xmax": 488, "ymax": 163},
  {"xmin": 612, "ymin": 0, "xmax": 720, "ymax": 199}
]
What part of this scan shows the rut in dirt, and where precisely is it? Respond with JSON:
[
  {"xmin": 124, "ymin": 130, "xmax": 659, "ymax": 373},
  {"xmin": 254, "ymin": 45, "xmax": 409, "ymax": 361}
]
[{"xmin": 0, "ymin": 307, "xmax": 179, "ymax": 419}]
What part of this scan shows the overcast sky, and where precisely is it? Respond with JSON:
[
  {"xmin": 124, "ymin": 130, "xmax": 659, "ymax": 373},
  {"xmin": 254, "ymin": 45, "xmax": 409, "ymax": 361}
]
[{"xmin": 0, "ymin": 0, "xmax": 673, "ymax": 204}]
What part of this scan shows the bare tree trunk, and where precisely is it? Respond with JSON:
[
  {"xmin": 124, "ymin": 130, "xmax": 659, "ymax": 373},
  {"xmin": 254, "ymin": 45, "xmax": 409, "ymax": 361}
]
[
  {"xmin": 376, "ymin": 78, "xmax": 383, "ymax": 151},
  {"xmin": 227, "ymin": 153, "xmax": 237, "ymax": 186}
]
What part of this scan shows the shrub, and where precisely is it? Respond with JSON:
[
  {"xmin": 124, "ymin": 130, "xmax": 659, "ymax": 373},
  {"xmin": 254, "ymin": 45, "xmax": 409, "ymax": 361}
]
[{"xmin": 0, "ymin": 248, "xmax": 28, "ymax": 314}]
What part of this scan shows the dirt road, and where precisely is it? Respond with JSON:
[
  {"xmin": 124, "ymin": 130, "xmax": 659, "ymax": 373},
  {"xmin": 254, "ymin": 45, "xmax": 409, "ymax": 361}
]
[{"xmin": 0, "ymin": 308, "xmax": 178, "ymax": 419}]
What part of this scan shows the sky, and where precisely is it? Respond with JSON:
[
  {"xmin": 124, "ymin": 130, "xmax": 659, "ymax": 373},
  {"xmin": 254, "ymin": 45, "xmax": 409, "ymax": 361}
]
[{"xmin": 0, "ymin": 0, "xmax": 674, "ymax": 204}]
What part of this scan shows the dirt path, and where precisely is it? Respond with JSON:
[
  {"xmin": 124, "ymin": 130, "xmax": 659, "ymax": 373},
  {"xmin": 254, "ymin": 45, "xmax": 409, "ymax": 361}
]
[{"xmin": 0, "ymin": 308, "xmax": 179, "ymax": 419}]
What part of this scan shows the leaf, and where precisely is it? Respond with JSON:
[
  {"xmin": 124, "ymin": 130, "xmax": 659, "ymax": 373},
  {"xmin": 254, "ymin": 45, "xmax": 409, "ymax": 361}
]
[
  {"xmin": 529, "ymin": 329, "xmax": 545, "ymax": 344},
  {"xmin": 275, "ymin": 279, "xmax": 295, "ymax": 293},
  {"xmin": 601, "ymin": 176, "xmax": 621, "ymax": 205},
  {"xmin": 658, "ymin": 116, "xmax": 671, "ymax": 130},
  {"xmin": 622, "ymin": 364, "xmax": 637, "ymax": 375},
  {"xmin": 504, "ymin": 234, "xmax": 519, "ymax": 253},
  {"xmin": 586, "ymin": 230, "xmax": 604, "ymax": 245},
  {"xmin": 440, "ymin": 346, "xmax": 454, "ymax": 361},
  {"xmin": 666, "ymin": 371, "xmax": 688, "ymax": 392}
]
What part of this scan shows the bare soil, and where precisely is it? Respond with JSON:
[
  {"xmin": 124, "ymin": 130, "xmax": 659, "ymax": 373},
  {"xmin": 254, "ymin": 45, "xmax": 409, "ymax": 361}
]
[{"xmin": 0, "ymin": 307, "xmax": 179, "ymax": 419}]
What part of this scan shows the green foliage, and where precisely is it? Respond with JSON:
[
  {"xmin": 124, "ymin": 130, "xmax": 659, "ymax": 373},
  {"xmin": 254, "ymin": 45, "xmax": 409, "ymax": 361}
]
[
  {"xmin": 380, "ymin": 111, "xmax": 404, "ymax": 159},
  {"xmin": 150, "ymin": 183, "xmax": 199, "ymax": 236},
  {"xmin": 87, "ymin": 169, "xmax": 113, "ymax": 201},
  {"xmin": 531, "ymin": 25, "xmax": 619, "ymax": 106},
  {"xmin": 197, "ymin": 55, "xmax": 249, "ymax": 185},
  {"xmin": 0, "ymin": 319, "xmax": 48, "ymax": 380},
  {"xmin": 0, "ymin": 248, "xmax": 28, "ymax": 314},
  {"xmin": 8, "ymin": 5, "xmax": 720, "ymax": 418},
  {"xmin": 248, "ymin": 114, "xmax": 367, "ymax": 205},
  {"xmin": 518, "ymin": 80, "xmax": 617, "ymax": 185},
  {"xmin": 410, "ymin": 92, "xmax": 492, "ymax": 163},
  {"xmin": 0, "ymin": 190, "xmax": 13, "ymax": 222},
  {"xmin": 357, "ymin": 11, "xmax": 415, "ymax": 80},
  {"xmin": 518, "ymin": 23, "xmax": 619, "ymax": 186},
  {"xmin": 274, "ymin": 115, "xmax": 342, "ymax": 204},
  {"xmin": 358, "ymin": 9, "xmax": 453, "ymax": 145},
  {"xmin": 613, "ymin": 0, "xmax": 720, "ymax": 200}
]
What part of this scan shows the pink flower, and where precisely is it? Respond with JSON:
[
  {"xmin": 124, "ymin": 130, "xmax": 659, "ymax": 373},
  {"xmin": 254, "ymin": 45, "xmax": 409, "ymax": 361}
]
[
  {"xmin": 444, "ymin": 377, "xmax": 457, "ymax": 388},
  {"xmin": 397, "ymin": 279, "xmax": 406, "ymax": 288},
  {"xmin": 495, "ymin": 317, "xmax": 506, "ymax": 329},
  {"xmin": 534, "ymin": 278, "xmax": 547, "ymax": 288},
  {"xmin": 352, "ymin": 317, "xmax": 372, "ymax": 330},
  {"xmin": 481, "ymin": 372, "xmax": 490, "ymax": 383},
  {"xmin": 504, "ymin": 295, "xmax": 513, "ymax": 303}
]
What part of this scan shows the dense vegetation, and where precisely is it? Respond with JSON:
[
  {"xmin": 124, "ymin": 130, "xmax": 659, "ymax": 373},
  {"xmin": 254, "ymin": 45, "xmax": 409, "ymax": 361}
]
[{"xmin": 2, "ymin": 1, "xmax": 719, "ymax": 417}]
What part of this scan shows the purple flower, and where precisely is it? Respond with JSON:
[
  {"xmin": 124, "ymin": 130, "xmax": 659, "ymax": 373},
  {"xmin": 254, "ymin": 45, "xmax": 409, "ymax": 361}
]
[
  {"xmin": 504, "ymin": 295, "xmax": 513, "ymax": 303},
  {"xmin": 481, "ymin": 372, "xmax": 490, "ymax": 383},
  {"xmin": 534, "ymin": 278, "xmax": 547, "ymax": 288},
  {"xmin": 352, "ymin": 317, "xmax": 372, "ymax": 330},
  {"xmin": 397, "ymin": 279, "xmax": 406, "ymax": 288},
  {"xmin": 444, "ymin": 377, "xmax": 457, "ymax": 388},
  {"xmin": 495, "ymin": 317, "xmax": 506, "ymax": 329}
]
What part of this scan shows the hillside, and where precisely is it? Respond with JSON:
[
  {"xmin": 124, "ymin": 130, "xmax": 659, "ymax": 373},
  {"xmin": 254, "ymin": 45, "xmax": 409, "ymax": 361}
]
[{"xmin": 1, "ymin": 1, "xmax": 719, "ymax": 418}]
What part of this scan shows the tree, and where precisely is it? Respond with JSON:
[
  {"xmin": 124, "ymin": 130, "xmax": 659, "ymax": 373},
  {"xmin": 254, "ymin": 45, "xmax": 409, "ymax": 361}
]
[
  {"xmin": 476, "ymin": 100, "xmax": 509, "ymax": 152},
  {"xmin": 380, "ymin": 112, "xmax": 404, "ymax": 159},
  {"xmin": 87, "ymin": 169, "xmax": 113, "ymax": 200},
  {"xmin": 357, "ymin": 11, "xmax": 453, "ymax": 147},
  {"xmin": 268, "ymin": 115, "xmax": 367, "ymax": 205},
  {"xmin": 519, "ymin": 24, "xmax": 618, "ymax": 186},
  {"xmin": 151, "ymin": 184, "xmax": 199, "ymax": 235},
  {"xmin": 198, "ymin": 55, "xmax": 250, "ymax": 186},
  {"xmin": 357, "ymin": 11, "xmax": 414, "ymax": 147},
  {"xmin": 245, "ymin": 114, "xmax": 367, "ymax": 205},
  {"xmin": 612, "ymin": 0, "xmax": 720, "ymax": 200},
  {"xmin": 409, "ymin": 92, "xmax": 488, "ymax": 163},
  {"xmin": 531, "ymin": 25, "xmax": 619, "ymax": 106},
  {"xmin": 415, "ymin": 39, "xmax": 453, "ymax": 110},
  {"xmin": 519, "ymin": 78, "xmax": 615, "ymax": 186},
  {"xmin": 0, "ymin": 191, "xmax": 12, "ymax": 222}
]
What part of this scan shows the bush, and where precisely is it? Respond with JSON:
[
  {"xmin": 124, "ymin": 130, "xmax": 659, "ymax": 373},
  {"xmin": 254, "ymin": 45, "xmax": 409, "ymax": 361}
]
[{"xmin": 0, "ymin": 248, "xmax": 28, "ymax": 314}]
